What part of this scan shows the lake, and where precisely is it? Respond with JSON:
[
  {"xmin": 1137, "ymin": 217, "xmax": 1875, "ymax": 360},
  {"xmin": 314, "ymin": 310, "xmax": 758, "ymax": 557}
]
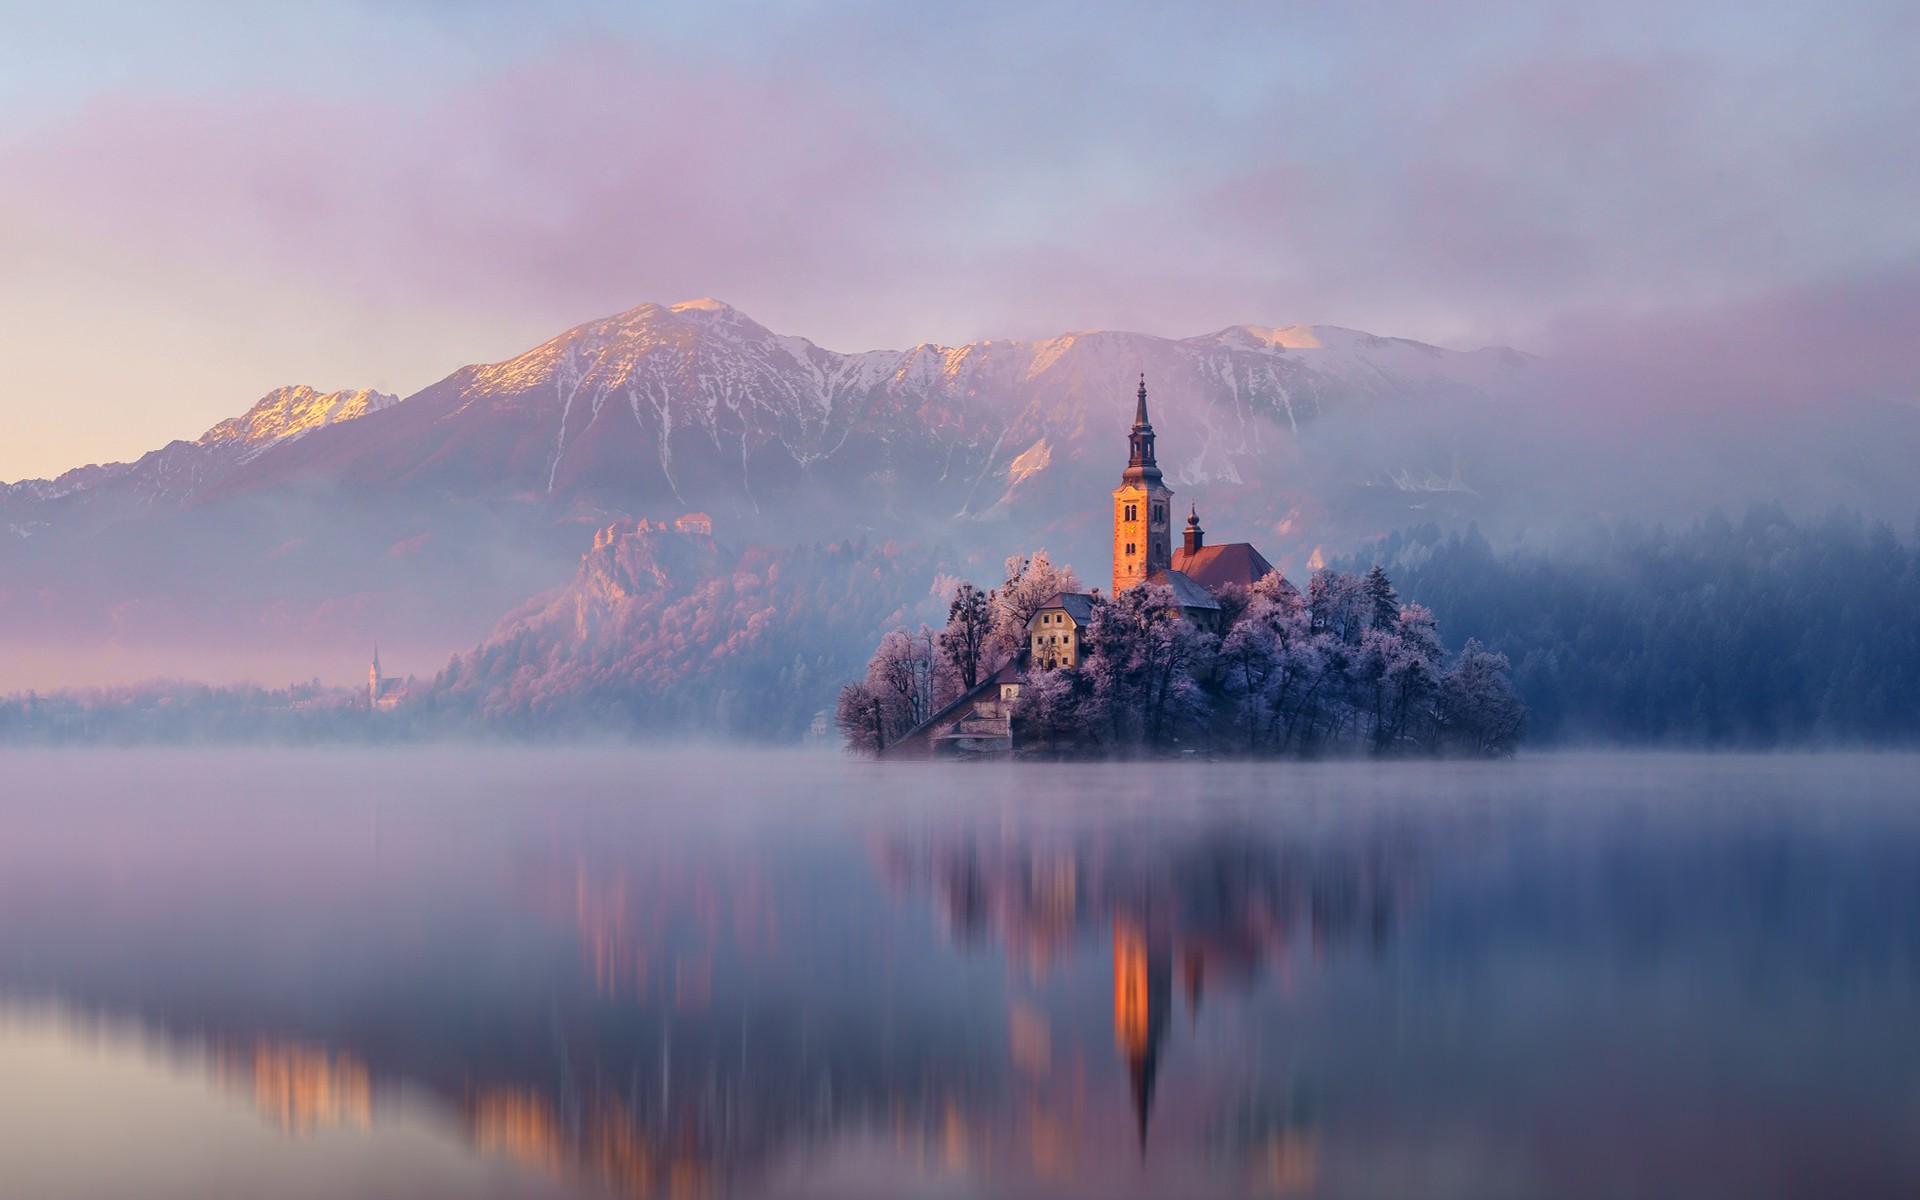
[{"xmin": 0, "ymin": 749, "xmax": 1915, "ymax": 1199}]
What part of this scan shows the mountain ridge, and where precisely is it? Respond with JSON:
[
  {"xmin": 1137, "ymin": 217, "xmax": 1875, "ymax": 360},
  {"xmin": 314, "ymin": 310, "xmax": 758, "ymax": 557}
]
[
  {"xmin": 3, "ymin": 384, "xmax": 398, "ymax": 507},
  {"xmin": 182, "ymin": 297, "xmax": 1529, "ymax": 522},
  {"xmin": 5, "ymin": 301, "xmax": 1525, "ymax": 513},
  {"xmin": 21, "ymin": 294, "xmax": 1912, "ymax": 695}
]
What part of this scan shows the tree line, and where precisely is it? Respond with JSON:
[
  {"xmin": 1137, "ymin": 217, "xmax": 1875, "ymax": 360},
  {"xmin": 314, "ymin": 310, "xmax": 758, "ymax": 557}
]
[{"xmin": 1344, "ymin": 505, "xmax": 1920, "ymax": 746}]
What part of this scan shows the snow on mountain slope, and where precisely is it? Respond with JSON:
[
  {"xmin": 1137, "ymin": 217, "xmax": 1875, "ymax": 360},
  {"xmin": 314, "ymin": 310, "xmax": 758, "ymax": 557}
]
[
  {"xmin": 199, "ymin": 385, "xmax": 398, "ymax": 458},
  {"xmin": 3, "ymin": 384, "xmax": 397, "ymax": 511},
  {"xmin": 14, "ymin": 297, "xmax": 1916, "ymax": 692},
  {"xmin": 188, "ymin": 299, "xmax": 1524, "ymax": 541}
]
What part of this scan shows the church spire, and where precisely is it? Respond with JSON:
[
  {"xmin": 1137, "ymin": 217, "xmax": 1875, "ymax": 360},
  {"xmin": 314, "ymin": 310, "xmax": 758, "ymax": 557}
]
[
  {"xmin": 1126, "ymin": 375, "xmax": 1158, "ymax": 472},
  {"xmin": 1114, "ymin": 375, "xmax": 1173, "ymax": 596}
]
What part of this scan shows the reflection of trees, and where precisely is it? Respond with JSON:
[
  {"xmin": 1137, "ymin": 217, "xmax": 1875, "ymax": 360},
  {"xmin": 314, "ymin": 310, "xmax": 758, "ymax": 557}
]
[
  {"xmin": 475, "ymin": 830, "xmax": 1425, "ymax": 1195},
  {"xmin": 0, "ymin": 822, "xmax": 1422, "ymax": 1198},
  {"xmin": 215, "ymin": 1039, "xmax": 371, "ymax": 1136},
  {"xmin": 475, "ymin": 852, "xmax": 1013, "ymax": 1197},
  {"xmin": 880, "ymin": 828, "xmax": 1424, "ymax": 987}
]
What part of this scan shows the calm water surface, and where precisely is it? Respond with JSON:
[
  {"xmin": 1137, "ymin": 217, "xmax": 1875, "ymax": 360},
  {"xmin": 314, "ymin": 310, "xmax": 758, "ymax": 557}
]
[{"xmin": 0, "ymin": 749, "xmax": 1915, "ymax": 1199}]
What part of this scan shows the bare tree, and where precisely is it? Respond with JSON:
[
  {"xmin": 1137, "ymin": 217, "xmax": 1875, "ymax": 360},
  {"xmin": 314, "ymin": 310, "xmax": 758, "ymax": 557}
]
[
  {"xmin": 866, "ymin": 626, "xmax": 938, "ymax": 741},
  {"xmin": 938, "ymin": 582, "xmax": 994, "ymax": 692},
  {"xmin": 836, "ymin": 681, "xmax": 886, "ymax": 755}
]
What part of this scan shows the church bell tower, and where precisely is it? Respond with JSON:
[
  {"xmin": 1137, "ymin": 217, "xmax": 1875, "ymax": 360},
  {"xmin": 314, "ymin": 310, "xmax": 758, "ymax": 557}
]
[{"xmin": 1112, "ymin": 374, "xmax": 1174, "ymax": 596}]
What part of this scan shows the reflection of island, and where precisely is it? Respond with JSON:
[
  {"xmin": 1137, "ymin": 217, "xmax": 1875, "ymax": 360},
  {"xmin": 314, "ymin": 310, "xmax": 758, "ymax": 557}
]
[
  {"xmin": 0, "ymin": 809, "xmax": 1424, "ymax": 1199},
  {"xmin": 881, "ymin": 827, "xmax": 1425, "ymax": 1161},
  {"xmin": 451, "ymin": 828, "xmax": 1427, "ymax": 1193}
]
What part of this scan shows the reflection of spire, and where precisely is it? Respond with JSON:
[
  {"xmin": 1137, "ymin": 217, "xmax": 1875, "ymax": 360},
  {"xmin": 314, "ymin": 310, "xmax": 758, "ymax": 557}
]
[{"xmin": 1113, "ymin": 915, "xmax": 1170, "ymax": 1156}]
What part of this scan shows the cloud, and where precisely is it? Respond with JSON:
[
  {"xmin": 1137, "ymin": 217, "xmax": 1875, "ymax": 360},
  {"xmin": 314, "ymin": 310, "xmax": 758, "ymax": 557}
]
[
  {"xmin": 3, "ymin": 43, "xmax": 943, "ymax": 330},
  {"xmin": 2, "ymin": 0, "xmax": 1918, "ymax": 484}
]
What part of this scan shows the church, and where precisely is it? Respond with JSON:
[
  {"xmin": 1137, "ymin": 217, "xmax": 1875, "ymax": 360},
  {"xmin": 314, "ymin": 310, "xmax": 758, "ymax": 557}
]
[
  {"xmin": 885, "ymin": 376, "xmax": 1285, "ymax": 756},
  {"xmin": 1028, "ymin": 374, "xmax": 1280, "ymax": 670},
  {"xmin": 367, "ymin": 648, "xmax": 409, "ymax": 711}
]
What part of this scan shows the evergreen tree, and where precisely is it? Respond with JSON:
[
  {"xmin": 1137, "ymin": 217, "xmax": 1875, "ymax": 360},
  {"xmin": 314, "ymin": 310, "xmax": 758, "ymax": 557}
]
[{"xmin": 1362, "ymin": 564, "xmax": 1400, "ymax": 631}]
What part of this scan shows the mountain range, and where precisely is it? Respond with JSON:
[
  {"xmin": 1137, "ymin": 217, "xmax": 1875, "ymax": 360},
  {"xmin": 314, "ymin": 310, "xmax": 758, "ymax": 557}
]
[{"xmin": 3, "ymin": 297, "xmax": 1914, "ymax": 692}]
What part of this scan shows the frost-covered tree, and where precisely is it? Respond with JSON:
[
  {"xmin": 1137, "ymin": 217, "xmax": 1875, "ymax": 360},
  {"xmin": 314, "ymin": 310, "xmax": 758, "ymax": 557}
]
[
  {"xmin": 1218, "ymin": 600, "xmax": 1281, "ymax": 751},
  {"xmin": 1361, "ymin": 564, "xmax": 1401, "ymax": 632},
  {"xmin": 1082, "ymin": 584, "xmax": 1214, "ymax": 749},
  {"xmin": 1010, "ymin": 668, "xmax": 1086, "ymax": 755},
  {"xmin": 1435, "ymin": 639, "xmax": 1525, "ymax": 755},
  {"xmin": 1219, "ymin": 589, "xmax": 1315, "ymax": 752},
  {"xmin": 865, "ymin": 627, "xmax": 938, "ymax": 744},
  {"xmin": 938, "ymin": 582, "xmax": 993, "ymax": 692},
  {"xmin": 1361, "ymin": 603, "xmax": 1443, "ymax": 751},
  {"xmin": 1308, "ymin": 568, "xmax": 1370, "ymax": 644},
  {"xmin": 836, "ymin": 680, "xmax": 886, "ymax": 755},
  {"xmin": 987, "ymin": 551, "xmax": 1083, "ymax": 665}
]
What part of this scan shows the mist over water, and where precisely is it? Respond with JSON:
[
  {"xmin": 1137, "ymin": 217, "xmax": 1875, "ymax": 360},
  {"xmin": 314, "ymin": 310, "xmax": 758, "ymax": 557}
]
[{"xmin": 1, "ymin": 748, "xmax": 1916, "ymax": 1199}]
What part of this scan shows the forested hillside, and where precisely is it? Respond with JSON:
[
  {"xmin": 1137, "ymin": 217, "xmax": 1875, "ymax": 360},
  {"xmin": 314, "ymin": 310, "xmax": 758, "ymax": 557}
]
[
  {"xmin": 421, "ymin": 524, "xmax": 944, "ymax": 739},
  {"xmin": 1353, "ymin": 507, "xmax": 1920, "ymax": 746}
]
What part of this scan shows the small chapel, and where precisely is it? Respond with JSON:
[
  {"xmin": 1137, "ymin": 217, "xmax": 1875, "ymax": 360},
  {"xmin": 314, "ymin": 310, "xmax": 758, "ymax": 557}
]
[
  {"xmin": 368, "ymin": 648, "xmax": 409, "ymax": 711},
  {"xmin": 1028, "ymin": 374, "xmax": 1280, "ymax": 670}
]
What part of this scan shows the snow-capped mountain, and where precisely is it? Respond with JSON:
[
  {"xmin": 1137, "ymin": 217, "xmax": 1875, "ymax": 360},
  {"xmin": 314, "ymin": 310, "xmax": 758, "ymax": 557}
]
[
  {"xmin": 199, "ymin": 385, "xmax": 398, "ymax": 457},
  {"xmin": 8, "ymin": 295, "xmax": 1919, "ymax": 693},
  {"xmin": 0, "ymin": 300, "xmax": 1540, "ymax": 687},
  {"xmin": 194, "ymin": 298, "xmax": 1526, "ymax": 534},
  {"xmin": 3, "ymin": 384, "xmax": 397, "ymax": 511}
]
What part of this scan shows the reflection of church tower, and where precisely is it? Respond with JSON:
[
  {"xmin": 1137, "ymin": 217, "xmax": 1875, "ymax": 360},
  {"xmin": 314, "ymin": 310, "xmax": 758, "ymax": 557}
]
[
  {"xmin": 1113, "ymin": 914, "xmax": 1171, "ymax": 1154},
  {"xmin": 1112, "ymin": 374, "xmax": 1174, "ymax": 597}
]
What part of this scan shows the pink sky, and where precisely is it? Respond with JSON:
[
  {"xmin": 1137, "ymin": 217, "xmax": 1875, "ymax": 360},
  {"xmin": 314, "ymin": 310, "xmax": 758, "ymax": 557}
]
[{"xmin": 1, "ymin": 1, "xmax": 1915, "ymax": 481}]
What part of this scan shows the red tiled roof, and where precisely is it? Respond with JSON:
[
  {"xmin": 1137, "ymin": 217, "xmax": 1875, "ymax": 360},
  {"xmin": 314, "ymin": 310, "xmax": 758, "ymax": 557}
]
[{"xmin": 1171, "ymin": 542, "xmax": 1275, "ymax": 591}]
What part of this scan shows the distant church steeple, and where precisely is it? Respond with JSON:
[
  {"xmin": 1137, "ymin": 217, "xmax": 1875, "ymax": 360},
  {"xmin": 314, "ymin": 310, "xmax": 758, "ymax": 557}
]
[
  {"xmin": 368, "ymin": 646, "xmax": 382, "ymax": 710},
  {"xmin": 1112, "ymin": 374, "xmax": 1174, "ymax": 595}
]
